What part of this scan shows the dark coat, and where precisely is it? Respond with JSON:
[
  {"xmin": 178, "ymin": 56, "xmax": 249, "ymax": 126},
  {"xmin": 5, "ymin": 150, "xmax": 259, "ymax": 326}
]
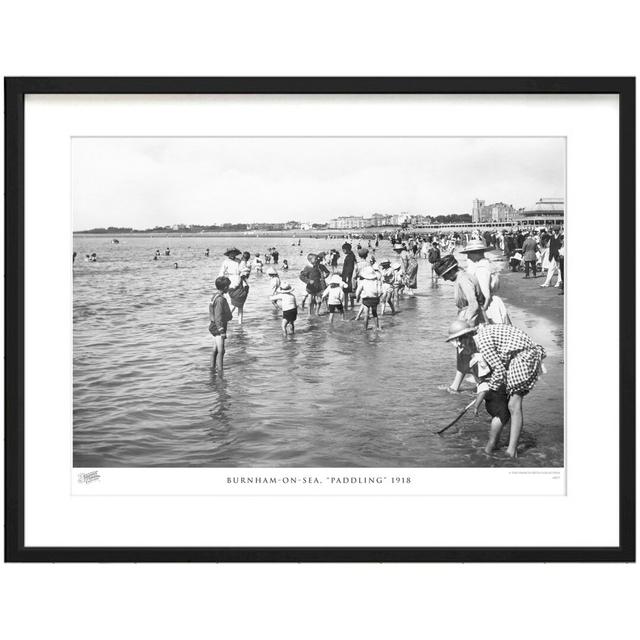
[
  {"xmin": 522, "ymin": 237, "xmax": 538, "ymax": 262},
  {"xmin": 549, "ymin": 235, "xmax": 562, "ymax": 262}
]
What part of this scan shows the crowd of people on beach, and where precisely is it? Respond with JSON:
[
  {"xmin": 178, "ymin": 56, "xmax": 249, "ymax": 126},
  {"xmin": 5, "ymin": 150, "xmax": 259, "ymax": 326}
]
[{"xmin": 205, "ymin": 225, "xmax": 563, "ymax": 459}]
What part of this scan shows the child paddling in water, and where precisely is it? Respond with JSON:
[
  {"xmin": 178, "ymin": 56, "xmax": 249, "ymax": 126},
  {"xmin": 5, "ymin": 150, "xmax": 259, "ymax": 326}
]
[
  {"xmin": 466, "ymin": 348, "xmax": 512, "ymax": 455},
  {"xmin": 270, "ymin": 282, "xmax": 298, "ymax": 335},
  {"xmin": 355, "ymin": 266, "xmax": 382, "ymax": 331},
  {"xmin": 445, "ymin": 320, "xmax": 546, "ymax": 458},
  {"xmin": 378, "ymin": 260, "xmax": 396, "ymax": 316},
  {"xmin": 209, "ymin": 277, "xmax": 234, "ymax": 375},
  {"xmin": 321, "ymin": 274, "xmax": 346, "ymax": 323},
  {"xmin": 267, "ymin": 267, "xmax": 281, "ymax": 310}
]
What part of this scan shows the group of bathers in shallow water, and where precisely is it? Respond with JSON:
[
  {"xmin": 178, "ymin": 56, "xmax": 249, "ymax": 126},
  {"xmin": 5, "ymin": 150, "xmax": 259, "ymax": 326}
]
[
  {"xmin": 208, "ymin": 240, "xmax": 421, "ymax": 380},
  {"xmin": 214, "ymin": 240, "xmax": 421, "ymax": 339},
  {"xmin": 209, "ymin": 234, "xmax": 551, "ymax": 460}
]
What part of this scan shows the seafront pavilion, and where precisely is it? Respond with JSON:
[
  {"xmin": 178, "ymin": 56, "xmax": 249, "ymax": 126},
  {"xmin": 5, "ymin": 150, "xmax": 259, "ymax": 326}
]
[{"xmin": 406, "ymin": 217, "xmax": 564, "ymax": 233}]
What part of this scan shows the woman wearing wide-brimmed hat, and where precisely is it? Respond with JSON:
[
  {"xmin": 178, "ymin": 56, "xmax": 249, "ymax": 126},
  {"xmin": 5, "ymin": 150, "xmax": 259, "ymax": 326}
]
[
  {"xmin": 445, "ymin": 320, "xmax": 546, "ymax": 458},
  {"xmin": 433, "ymin": 253, "xmax": 486, "ymax": 393},
  {"xmin": 460, "ymin": 239, "xmax": 511, "ymax": 325},
  {"xmin": 218, "ymin": 247, "xmax": 243, "ymax": 289},
  {"xmin": 433, "ymin": 254, "xmax": 484, "ymax": 325},
  {"xmin": 218, "ymin": 247, "xmax": 248, "ymax": 322}
]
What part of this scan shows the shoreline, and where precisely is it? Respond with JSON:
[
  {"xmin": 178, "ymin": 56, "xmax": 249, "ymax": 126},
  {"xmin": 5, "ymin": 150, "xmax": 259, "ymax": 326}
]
[{"xmin": 73, "ymin": 230, "xmax": 388, "ymax": 238}]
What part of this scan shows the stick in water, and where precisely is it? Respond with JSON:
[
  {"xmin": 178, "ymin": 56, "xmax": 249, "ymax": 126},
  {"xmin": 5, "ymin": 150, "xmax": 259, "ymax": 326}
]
[{"xmin": 435, "ymin": 399, "xmax": 476, "ymax": 435}]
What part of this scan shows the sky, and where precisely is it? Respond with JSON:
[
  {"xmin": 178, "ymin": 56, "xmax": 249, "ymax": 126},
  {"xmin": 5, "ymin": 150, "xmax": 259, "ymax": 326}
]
[{"xmin": 72, "ymin": 137, "xmax": 565, "ymax": 230}]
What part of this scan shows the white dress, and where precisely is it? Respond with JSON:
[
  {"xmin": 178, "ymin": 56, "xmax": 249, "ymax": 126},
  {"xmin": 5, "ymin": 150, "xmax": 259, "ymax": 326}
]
[
  {"xmin": 540, "ymin": 246, "xmax": 550, "ymax": 271},
  {"xmin": 218, "ymin": 258, "xmax": 241, "ymax": 288},
  {"xmin": 466, "ymin": 258, "xmax": 511, "ymax": 325}
]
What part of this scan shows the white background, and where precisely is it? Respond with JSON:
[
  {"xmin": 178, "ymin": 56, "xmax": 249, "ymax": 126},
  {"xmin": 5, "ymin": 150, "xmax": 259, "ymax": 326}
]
[
  {"xmin": 28, "ymin": 95, "xmax": 606, "ymax": 547},
  {"xmin": 1, "ymin": 1, "xmax": 638, "ymax": 639}
]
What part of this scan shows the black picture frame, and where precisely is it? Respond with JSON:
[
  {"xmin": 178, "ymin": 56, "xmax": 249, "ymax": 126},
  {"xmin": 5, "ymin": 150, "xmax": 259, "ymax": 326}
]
[{"xmin": 4, "ymin": 77, "xmax": 635, "ymax": 563}]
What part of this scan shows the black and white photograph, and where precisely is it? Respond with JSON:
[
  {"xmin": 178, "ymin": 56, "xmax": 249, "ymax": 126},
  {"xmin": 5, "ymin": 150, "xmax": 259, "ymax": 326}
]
[{"xmin": 72, "ymin": 136, "xmax": 565, "ymax": 470}]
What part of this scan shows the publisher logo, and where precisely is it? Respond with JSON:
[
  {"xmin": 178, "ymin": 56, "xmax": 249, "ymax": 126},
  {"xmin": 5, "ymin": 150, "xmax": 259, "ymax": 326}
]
[{"xmin": 77, "ymin": 470, "xmax": 101, "ymax": 484}]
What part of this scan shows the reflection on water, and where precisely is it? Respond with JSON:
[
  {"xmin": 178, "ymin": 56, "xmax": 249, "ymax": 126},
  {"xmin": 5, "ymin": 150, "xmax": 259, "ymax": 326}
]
[{"xmin": 73, "ymin": 236, "xmax": 564, "ymax": 467}]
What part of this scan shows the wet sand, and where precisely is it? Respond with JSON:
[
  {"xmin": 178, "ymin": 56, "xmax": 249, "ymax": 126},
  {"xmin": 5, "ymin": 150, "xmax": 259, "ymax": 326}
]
[{"xmin": 489, "ymin": 252, "xmax": 564, "ymax": 325}]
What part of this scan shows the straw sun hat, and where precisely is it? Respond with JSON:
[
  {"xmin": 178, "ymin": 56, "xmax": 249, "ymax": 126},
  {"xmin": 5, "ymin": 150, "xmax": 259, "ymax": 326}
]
[
  {"xmin": 327, "ymin": 274, "xmax": 344, "ymax": 286},
  {"xmin": 433, "ymin": 254, "xmax": 458, "ymax": 277},
  {"xmin": 445, "ymin": 319, "xmax": 477, "ymax": 342},
  {"xmin": 278, "ymin": 282, "xmax": 293, "ymax": 291},
  {"xmin": 459, "ymin": 239, "xmax": 487, "ymax": 254}
]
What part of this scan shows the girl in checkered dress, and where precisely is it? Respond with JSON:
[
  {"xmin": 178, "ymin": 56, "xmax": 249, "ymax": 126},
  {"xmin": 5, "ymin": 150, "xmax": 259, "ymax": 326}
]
[
  {"xmin": 447, "ymin": 322, "xmax": 546, "ymax": 458},
  {"xmin": 474, "ymin": 324, "xmax": 546, "ymax": 397}
]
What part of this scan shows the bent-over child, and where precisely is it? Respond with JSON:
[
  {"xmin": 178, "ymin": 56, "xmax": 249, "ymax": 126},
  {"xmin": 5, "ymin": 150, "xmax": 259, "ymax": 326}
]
[{"xmin": 469, "ymin": 352, "xmax": 511, "ymax": 455}]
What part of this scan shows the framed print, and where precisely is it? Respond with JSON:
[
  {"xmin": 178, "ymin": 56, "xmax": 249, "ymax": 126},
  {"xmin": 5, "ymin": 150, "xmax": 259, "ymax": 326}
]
[{"xmin": 4, "ymin": 77, "xmax": 635, "ymax": 562}]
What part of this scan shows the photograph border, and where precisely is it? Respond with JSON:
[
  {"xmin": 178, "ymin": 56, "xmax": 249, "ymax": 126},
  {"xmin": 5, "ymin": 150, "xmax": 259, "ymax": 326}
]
[{"xmin": 4, "ymin": 76, "xmax": 635, "ymax": 562}]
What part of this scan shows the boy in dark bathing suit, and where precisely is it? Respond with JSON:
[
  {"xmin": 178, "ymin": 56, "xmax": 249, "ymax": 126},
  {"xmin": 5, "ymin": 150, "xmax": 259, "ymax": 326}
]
[{"xmin": 209, "ymin": 277, "xmax": 233, "ymax": 375}]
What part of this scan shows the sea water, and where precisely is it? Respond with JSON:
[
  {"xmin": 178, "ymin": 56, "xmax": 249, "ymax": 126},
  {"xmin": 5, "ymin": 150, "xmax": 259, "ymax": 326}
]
[{"xmin": 73, "ymin": 235, "xmax": 564, "ymax": 468}]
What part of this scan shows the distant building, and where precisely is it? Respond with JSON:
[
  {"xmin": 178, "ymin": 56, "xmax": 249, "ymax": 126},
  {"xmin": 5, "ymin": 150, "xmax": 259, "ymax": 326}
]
[
  {"xmin": 523, "ymin": 197, "xmax": 564, "ymax": 218},
  {"xmin": 472, "ymin": 199, "xmax": 519, "ymax": 223},
  {"xmin": 413, "ymin": 214, "xmax": 432, "ymax": 226},
  {"xmin": 472, "ymin": 199, "xmax": 485, "ymax": 223},
  {"xmin": 328, "ymin": 216, "xmax": 366, "ymax": 229},
  {"xmin": 366, "ymin": 213, "xmax": 392, "ymax": 227}
]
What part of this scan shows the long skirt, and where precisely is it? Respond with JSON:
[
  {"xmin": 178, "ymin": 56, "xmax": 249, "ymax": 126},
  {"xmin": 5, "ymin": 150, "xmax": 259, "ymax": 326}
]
[
  {"xmin": 485, "ymin": 295, "xmax": 511, "ymax": 325},
  {"xmin": 540, "ymin": 248, "xmax": 550, "ymax": 272},
  {"xmin": 228, "ymin": 283, "xmax": 249, "ymax": 308}
]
